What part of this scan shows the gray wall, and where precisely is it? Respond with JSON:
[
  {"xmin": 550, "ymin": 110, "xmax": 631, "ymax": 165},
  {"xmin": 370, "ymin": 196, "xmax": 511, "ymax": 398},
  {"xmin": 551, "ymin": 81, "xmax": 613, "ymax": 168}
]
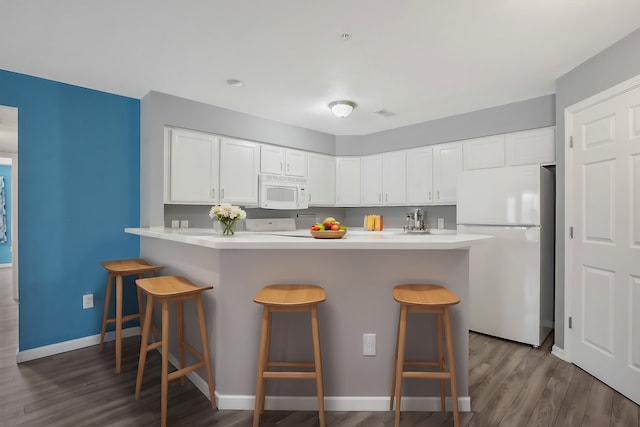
[
  {"xmin": 335, "ymin": 95, "xmax": 555, "ymax": 155},
  {"xmin": 554, "ymin": 27, "xmax": 640, "ymax": 350},
  {"xmin": 140, "ymin": 91, "xmax": 336, "ymax": 227}
]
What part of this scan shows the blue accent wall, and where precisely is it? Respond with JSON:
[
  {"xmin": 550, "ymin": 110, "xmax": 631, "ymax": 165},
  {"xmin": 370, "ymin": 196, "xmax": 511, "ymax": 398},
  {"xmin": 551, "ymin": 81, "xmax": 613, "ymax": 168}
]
[
  {"xmin": 0, "ymin": 164, "xmax": 11, "ymax": 263},
  {"xmin": 0, "ymin": 69, "xmax": 141, "ymax": 351}
]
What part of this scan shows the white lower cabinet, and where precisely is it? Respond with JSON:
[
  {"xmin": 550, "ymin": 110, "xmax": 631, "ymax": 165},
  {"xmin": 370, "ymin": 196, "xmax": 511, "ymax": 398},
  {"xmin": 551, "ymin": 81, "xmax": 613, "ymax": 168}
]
[
  {"xmin": 307, "ymin": 153, "xmax": 335, "ymax": 205},
  {"xmin": 165, "ymin": 128, "xmax": 219, "ymax": 204},
  {"xmin": 335, "ymin": 157, "xmax": 361, "ymax": 206},
  {"xmin": 219, "ymin": 138, "xmax": 260, "ymax": 205},
  {"xmin": 433, "ymin": 142, "xmax": 463, "ymax": 204}
]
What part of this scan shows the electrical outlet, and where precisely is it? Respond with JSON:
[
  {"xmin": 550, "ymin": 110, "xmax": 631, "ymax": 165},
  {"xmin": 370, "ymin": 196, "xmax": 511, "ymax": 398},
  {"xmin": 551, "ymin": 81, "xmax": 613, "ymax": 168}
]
[
  {"xmin": 180, "ymin": 220, "xmax": 189, "ymax": 228},
  {"xmin": 83, "ymin": 293, "xmax": 94, "ymax": 309},
  {"xmin": 171, "ymin": 220, "xmax": 180, "ymax": 228},
  {"xmin": 437, "ymin": 218, "xmax": 445, "ymax": 229},
  {"xmin": 363, "ymin": 333, "xmax": 376, "ymax": 356}
]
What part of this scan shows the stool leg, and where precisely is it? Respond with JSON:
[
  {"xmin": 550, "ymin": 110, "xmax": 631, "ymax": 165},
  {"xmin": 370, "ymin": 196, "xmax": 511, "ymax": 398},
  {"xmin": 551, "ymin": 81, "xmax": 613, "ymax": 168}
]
[
  {"xmin": 443, "ymin": 307, "xmax": 459, "ymax": 427},
  {"xmin": 136, "ymin": 273, "xmax": 145, "ymax": 341},
  {"xmin": 136, "ymin": 295, "xmax": 154, "ymax": 400},
  {"xmin": 195, "ymin": 294, "xmax": 217, "ymax": 408},
  {"xmin": 310, "ymin": 305, "xmax": 325, "ymax": 427},
  {"xmin": 253, "ymin": 306, "xmax": 270, "ymax": 427},
  {"xmin": 115, "ymin": 274, "xmax": 124, "ymax": 374},
  {"xmin": 394, "ymin": 304, "xmax": 408, "ymax": 427},
  {"xmin": 390, "ymin": 306, "xmax": 402, "ymax": 410},
  {"xmin": 260, "ymin": 310, "xmax": 273, "ymax": 415},
  {"xmin": 99, "ymin": 273, "xmax": 113, "ymax": 352},
  {"xmin": 436, "ymin": 312, "xmax": 446, "ymax": 413},
  {"xmin": 176, "ymin": 300, "xmax": 186, "ymax": 387},
  {"xmin": 161, "ymin": 300, "xmax": 170, "ymax": 427}
]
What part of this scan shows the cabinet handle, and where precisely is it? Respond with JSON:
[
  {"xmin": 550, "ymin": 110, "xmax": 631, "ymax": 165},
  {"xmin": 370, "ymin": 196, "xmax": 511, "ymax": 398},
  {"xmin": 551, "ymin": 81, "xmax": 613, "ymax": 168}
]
[
  {"xmin": 211, "ymin": 189, "xmax": 216, "ymax": 199},
  {"xmin": 385, "ymin": 193, "xmax": 388, "ymax": 202},
  {"xmin": 280, "ymin": 162, "xmax": 283, "ymax": 172},
  {"xmin": 436, "ymin": 190, "xmax": 439, "ymax": 200},
  {"xmin": 221, "ymin": 189, "xmax": 225, "ymax": 199},
  {"xmin": 287, "ymin": 163, "xmax": 290, "ymax": 172},
  {"xmin": 308, "ymin": 193, "xmax": 311, "ymax": 202},
  {"xmin": 428, "ymin": 191, "xmax": 432, "ymax": 201},
  {"xmin": 379, "ymin": 194, "xmax": 382, "ymax": 202}
]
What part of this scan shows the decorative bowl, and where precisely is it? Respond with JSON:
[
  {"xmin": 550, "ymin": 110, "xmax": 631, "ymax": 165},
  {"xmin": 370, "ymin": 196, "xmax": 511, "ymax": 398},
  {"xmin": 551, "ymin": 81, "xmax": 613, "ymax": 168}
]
[{"xmin": 310, "ymin": 229, "xmax": 347, "ymax": 239}]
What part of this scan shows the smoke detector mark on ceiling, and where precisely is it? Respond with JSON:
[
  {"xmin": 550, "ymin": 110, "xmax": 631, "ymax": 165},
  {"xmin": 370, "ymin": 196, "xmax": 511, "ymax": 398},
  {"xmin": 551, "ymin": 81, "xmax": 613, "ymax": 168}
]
[
  {"xmin": 375, "ymin": 109, "xmax": 395, "ymax": 117},
  {"xmin": 226, "ymin": 79, "xmax": 244, "ymax": 87},
  {"xmin": 340, "ymin": 33, "xmax": 351, "ymax": 41}
]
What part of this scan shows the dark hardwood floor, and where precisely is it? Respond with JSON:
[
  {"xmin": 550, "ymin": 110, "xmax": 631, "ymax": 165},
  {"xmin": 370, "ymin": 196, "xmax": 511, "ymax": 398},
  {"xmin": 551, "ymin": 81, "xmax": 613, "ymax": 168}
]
[{"xmin": 1, "ymin": 270, "xmax": 638, "ymax": 426}]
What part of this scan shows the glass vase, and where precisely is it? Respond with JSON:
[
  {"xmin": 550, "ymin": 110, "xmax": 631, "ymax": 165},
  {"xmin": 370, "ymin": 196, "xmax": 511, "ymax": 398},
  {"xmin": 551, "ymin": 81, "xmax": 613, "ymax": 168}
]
[{"xmin": 220, "ymin": 219, "xmax": 237, "ymax": 236}]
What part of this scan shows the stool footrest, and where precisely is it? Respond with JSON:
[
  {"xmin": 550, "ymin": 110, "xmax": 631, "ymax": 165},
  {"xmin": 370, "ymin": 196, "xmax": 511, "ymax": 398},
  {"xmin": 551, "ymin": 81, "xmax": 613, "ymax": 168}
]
[
  {"xmin": 168, "ymin": 361, "xmax": 206, "ymax": 382},
  {"xmin": 146, "ymin": 341, "xmax": 162, "ymax": 352},
  {"xmin": 263, "ymin": 371, "xmax": 317, "ymax": 380},
  {"xmin": 267, "ymin": 361, "xmax": 315, "ymax": 369},
  {"xmin": 182, "ymin": 341, "xmax": 204, "ymax": 362},
  {"xmin": 403, "ymin": 361, "xmax": 441, "ymax": 368},
  {"xmin": 105, "ymin": 313, "xmax": 141, "ymax": 325},
  {"xmin": 403, "ymin": 371, "xmax": 451, "ymax": 380}
]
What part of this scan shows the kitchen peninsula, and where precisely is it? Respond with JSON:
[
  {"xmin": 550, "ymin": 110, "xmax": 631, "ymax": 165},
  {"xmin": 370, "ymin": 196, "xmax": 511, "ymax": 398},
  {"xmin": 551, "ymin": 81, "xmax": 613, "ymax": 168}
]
[{"xmin": 125, "ymin": 227, "xmax": 490, "ymax": 412}]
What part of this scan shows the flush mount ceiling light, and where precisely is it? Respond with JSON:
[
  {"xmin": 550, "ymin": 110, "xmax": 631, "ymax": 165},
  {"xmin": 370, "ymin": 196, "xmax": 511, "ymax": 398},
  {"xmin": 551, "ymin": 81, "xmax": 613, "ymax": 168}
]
[{"xmin": 329, "ymin": 100, "xmax": 356, "ymax": 118}]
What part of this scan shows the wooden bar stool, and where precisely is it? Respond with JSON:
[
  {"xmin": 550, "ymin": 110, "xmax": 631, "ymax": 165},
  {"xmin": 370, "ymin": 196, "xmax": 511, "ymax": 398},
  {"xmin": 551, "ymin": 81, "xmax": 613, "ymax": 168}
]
[
  {"xmin": 100, "ymin": 258, "xmax": 164, "ymax": 373},
  {"xmin": 253, "ymin": 284, "xmax": 326, "ymax": 427},
  {"xmin": 390, "ymin": 284, "xmax": 461, "ymax": 427},
  {"xmin": 135, "ymin": 275, "xmax": 216, "ymax": 427}
]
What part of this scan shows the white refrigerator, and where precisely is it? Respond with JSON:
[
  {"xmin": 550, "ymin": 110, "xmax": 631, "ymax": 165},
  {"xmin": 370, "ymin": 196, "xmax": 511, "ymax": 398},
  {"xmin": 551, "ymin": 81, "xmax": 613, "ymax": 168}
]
[{"xmin": 456, "ymin": 164, "xmax": 554, "ymax": 347}]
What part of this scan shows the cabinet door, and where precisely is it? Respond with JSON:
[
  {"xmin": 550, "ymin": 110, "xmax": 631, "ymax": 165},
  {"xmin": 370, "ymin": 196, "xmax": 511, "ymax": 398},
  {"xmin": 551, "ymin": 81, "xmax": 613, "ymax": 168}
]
[
  {"xmin": 335, "ymin": 157, "xmax": 361, "ymax": 206},
  {"xmin": 406, "ymin": 146, "xmax": 433, "ymax": 204},
  {"xmin": 168, "ymin": 128, "xmax": 219, "ymax": 204},
  {"xmin": 433, "ymin": 142, "xmax": 463, "ymax": 204},
  {"xmin": 219, "ymin": 138, "xmax": 260, "ymax": 205},
  {"xmin": 383, "ymin": 151, "xmax": 406, "ymax": 205},
  {"xmin": 285, "ymin": 149, "xmax": 308, "ymax": 177},
  {"xmin": 260, "ymin": 144, "xmax": 285, "ymax": 175},
  {"xmin": 308, "ymin": 153, "xmax": 335, "ymax": 205},
  {"xmin": 505, "ymin": 127, "xmax": 555, "ymax": 166},
  {"xmin": 362, "ymin": 154, "xmax": 383, "ymax": 205},
  {"xmin": 463, "ymin": 135, "xmax": 505, "ymax": 170}
]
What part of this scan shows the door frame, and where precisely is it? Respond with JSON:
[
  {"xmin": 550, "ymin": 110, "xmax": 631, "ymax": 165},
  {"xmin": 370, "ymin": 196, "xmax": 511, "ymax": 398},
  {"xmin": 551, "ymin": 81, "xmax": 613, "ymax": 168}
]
[
  {"xmin": 0, "ymin": 150, "xmax": 18, "ymax": 300},
  {"xmin": 563, "ymin": 72, "xmax": 640, "ymax": 362}
]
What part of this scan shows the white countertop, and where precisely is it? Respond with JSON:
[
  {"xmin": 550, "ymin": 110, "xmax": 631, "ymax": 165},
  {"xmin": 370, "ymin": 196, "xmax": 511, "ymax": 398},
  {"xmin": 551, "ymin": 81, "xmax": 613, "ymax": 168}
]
[{"xmin": 125, "ymin": 227, "xmax": 492, "ymax": 250}]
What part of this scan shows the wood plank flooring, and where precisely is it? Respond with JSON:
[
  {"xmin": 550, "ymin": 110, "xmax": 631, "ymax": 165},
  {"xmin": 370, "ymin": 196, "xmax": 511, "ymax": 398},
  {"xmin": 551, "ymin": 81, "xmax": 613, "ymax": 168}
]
[{"xmin": 0, "ymin": 270, "xmax": 638, "ymax": 426}]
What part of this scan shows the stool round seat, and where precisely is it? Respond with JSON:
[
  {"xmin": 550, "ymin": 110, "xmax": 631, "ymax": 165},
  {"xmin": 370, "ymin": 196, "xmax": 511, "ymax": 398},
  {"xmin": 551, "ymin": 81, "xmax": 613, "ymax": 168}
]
[
  {"xmin": 393, "ymin": 284, "xmax": 460, "ymax": 306},
  {"xmin": 135, "ymin": 275, "xmax": 216, "ymax": 427},
  {"xmin": 390, "ymin": 284, "xmax": 461, "ymax": 427},
  {"xmin": 99, "ymin": 258, "xmax": 164, "ymax": 374},
  {"xmin": 253, "ymin": 284, "xmax": 326, "ymax": 306},
  {"xmin": 253, "ymin": 284, "xmax": 326, "ymax": 427}
]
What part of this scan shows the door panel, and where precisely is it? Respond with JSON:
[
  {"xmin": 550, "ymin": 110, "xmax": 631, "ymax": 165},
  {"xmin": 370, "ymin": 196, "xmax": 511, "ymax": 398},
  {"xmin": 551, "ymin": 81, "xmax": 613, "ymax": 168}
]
[{"xmin": 568, "ymin": 78, "xmax": 640, "ymax": 404}]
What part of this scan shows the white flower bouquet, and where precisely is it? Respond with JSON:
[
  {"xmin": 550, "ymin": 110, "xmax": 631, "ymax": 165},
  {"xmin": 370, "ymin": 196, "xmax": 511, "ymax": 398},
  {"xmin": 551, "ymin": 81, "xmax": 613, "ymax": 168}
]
[{"xmin": 209, "ymin": 203, "xmax": 246, "ymax": 235}]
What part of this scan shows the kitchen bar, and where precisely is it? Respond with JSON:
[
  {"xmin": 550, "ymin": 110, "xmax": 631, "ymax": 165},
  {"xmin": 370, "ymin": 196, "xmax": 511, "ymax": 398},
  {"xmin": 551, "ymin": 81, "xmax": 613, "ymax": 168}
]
[{"xmin": 125, "ymin": 227, "xmax": 490, "ymax": 412}]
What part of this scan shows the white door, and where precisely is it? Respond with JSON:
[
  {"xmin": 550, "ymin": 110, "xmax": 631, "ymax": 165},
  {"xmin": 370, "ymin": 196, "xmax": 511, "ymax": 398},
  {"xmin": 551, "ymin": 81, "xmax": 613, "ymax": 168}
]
[
  {"xmin": 433, "ymin": 142, "xmax": 462, "ymax": 204},
  {"xmin": 382, "ymin": 151, "xmax": 406, "ymax": 205},
  {"xmin": 362, "ymin": 154, "xmax": 382, "ymax": 205},
  {"xmin": 219, "ymin": 138, "xmax": 260, "ymax": 205},
  {"xmin": 566, "ymin": 75, "xmax": 640, "ymax": 404},
  {"xmin": 406, "ymin": 146, "xmax": 433, "ymax": 204}
]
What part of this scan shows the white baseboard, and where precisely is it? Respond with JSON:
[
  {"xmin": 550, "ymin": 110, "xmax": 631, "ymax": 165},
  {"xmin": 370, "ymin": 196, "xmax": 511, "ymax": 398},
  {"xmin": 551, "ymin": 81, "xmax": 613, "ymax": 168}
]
[
  {"xmin": 17, "ymin": 331, "xmax": 471, "ymax": 413},
  {"xmin": 174, "ymin": 354, "xmax": 471, "ymax": 412},
  {"xmin": 551, "ymin": 344, "xmax": 567, "ymax": 362},
  {"xmin": 16, "ymin": 327, "xmax": 141, "ymax": 363}
]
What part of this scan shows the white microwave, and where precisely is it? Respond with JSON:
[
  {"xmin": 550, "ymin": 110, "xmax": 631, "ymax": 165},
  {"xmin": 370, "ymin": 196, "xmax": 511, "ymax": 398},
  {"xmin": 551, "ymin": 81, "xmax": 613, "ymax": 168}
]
[{"xmin": 259, "ymin": 174, "xmax": 308, "ymax": 210}]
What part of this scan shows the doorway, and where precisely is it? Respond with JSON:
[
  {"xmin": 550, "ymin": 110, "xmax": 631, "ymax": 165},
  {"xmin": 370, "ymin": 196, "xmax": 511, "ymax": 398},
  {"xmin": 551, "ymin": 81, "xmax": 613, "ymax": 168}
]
[{"xmin": 0, "ymin": 105, "xmax": 18, "ymax": 302}]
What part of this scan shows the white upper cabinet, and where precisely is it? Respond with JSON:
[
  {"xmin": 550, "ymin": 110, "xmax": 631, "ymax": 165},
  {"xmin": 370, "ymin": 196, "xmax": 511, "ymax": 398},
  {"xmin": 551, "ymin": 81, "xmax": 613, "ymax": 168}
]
[
  {"xmin": 505, "ymin": 127, "xmax": 555, "ymax": 166},
  {"xmin": 307, "ymin": 153, "xmax": 335, "ymax": 205},
  {"xmin": 362, "ymin": 154, "xmax": 383, "ymax": 205},
  {"xmin": 219, "ymin": 137, "xmax": 260, "ymax": 205},
  {"xmin": 260, "ymin": 145, "xmax": 307, "ymax": 177},
  {"xmin": 260, "ymin": 145, "xmax": 285, "ymax": 175},
  {"xmin": 406, "ymin": 146, "xmax": 434, "ymax": 204},
  {"xmin": 433, "ymin": 142, "xmax": 463, "ymax": 204},
  {"xmin": 335, "ymin": 157, "xmax": 361, "ymax": 206},
  {"xmin": 463, "ymin": 135, "xmax": 505, "ymax": 170},
  {"xmin": 382, "ymin": 151, "xmax": 406, "ymax": 205},
  {"xmin": 165, "ymin": 128, "xmax": 219, "ymax": 204}
]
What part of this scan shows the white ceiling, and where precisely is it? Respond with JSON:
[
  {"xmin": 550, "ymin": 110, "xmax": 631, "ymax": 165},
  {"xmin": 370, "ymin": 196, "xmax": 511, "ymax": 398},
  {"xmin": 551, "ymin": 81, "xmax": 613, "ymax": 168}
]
[{"xmin": 1, "ymin": 1, "xmax": 640, "ymax": 136}]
